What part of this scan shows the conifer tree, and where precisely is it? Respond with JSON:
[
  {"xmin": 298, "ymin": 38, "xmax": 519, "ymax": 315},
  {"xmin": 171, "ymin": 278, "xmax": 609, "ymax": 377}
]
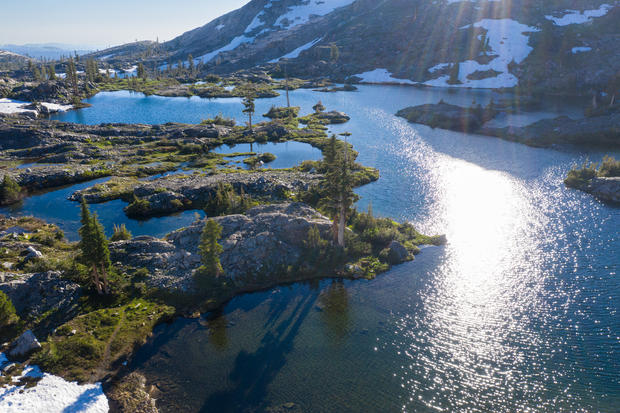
[
  {"xmin": 79, "ymin": 199, "xmax": 111, "ymax": 294},
  {"xmin": 321, "ymin": 136, "xmax": 358, "ymax": 247},
  {"xmin": 137, "ymin": 63, "xmax": 147, "ymax": 80},
  {"xmin": 242, "ymin": 94, "xmax": 256, "ymax": 131},
  {"xmin": 48, "ymin": 65, "xmax": 56, "ymax": 81},
  {"xmin": 0, "ymin": 175, "xmax": 23, "ymax": 205},
  {"xmin": 198, "ymin": 219, "xmax": 224, "ymax": 278},
  {"xmin": 188, "ymin": 54, "xmax": 194, "ymax": 75}
]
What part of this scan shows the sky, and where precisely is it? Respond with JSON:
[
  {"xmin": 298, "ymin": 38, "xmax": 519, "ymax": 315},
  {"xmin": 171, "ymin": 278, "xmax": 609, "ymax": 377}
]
[{"xmin": 0, "ymin": 0, "xmax": 251, "ymax": 49}]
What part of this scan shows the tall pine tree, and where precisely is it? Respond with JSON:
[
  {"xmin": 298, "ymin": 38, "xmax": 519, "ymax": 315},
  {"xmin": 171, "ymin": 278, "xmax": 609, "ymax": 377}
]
[{"xmin": 198, "ymin": 219, "xmax": 224, "ymax": 278}]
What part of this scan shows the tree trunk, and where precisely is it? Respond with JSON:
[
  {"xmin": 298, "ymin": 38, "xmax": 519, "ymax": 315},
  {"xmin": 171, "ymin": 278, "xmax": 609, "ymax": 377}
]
[
  {"xmin": 100, "ymin": 264, "xmax": 110, "ymax": 295},
  {"xmin": 249, "ymin": 113, "xmax": 253, "ymax": 131},
  {"xmin": 337, "ymin": 199, "xmax": 346, "ymax": 248},
  {"xmin": 92, "ymin": 266, "xmax": 103, "ymax": 295}
]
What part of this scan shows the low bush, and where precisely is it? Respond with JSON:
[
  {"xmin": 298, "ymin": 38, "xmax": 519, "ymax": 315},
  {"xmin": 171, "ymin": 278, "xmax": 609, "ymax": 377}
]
[
  {"xmin": 204, "ymin": 183, "xmax": 258, "ymax": 217},
  {"xmin": 110, "ymin": 224, "xmax": 132, "ymax": 241},
  {"xmin": 125, "ymin": 196, "xmax": 151, "ymax": 217}
]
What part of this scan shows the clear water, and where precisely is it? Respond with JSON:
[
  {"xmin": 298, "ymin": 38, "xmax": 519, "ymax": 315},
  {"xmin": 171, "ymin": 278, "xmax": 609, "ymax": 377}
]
[
  {"xmin": 214, "ymin": 141, "xmax": 322, "ymax": 169},
  {"xmin": 0, "ymin": 178, "xmax": 205, "ymax": 241},
  {"xmin": 39, "ymin": 86, "xmax": 620, "ymax": 411}
]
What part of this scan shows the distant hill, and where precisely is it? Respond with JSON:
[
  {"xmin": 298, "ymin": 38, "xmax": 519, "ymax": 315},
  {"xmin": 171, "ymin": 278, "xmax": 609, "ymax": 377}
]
[
  {"xmin": 90, "ymin": 0, "xmax": 620, "ymax": 96},
  {"xmin": 0, "ymin": 44, "xmax": 95, "ymax": 60}
]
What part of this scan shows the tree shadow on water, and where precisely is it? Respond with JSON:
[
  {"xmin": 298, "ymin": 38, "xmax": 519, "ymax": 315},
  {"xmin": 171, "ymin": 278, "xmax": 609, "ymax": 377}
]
[{"xmin": 199, "ymin": 293, "xmax": 317, "ymax": 413}]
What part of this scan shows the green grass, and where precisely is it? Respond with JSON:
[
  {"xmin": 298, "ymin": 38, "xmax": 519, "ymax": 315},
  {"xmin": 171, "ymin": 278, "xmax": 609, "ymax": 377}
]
[{"xmin": 33, "ymin": 299, "xmax": 174, "ymax": 383}]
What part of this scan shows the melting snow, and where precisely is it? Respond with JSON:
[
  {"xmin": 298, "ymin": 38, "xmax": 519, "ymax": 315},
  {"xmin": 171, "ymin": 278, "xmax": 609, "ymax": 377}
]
[
  {"xmin": 0, "ymin": 98, "xmax": 71, "ymax": 114},
  {"xmin": 193, "ymin": 0, "xmax": 355, "ymax": 65},
  {"xmin": 571, "ymin": 46, "xmax": 592, "ymax": 53},
  {"xmin": 425, "ymin": 18, "xmax": 539, "ymax": 88},
  {"xmin": 353, "ymin": 69, "xmax": 416, "ymax": 85},
  {"xmin": 0, "ymin": 98, "xmax": 37, "ymax": 115},
  {"xmin": 545, "ymin": 4, "xmax": 614, "ymax": 25},
  {"xmin": 269, "ymin": 37, "xmax": 323, "ymax": 62},
  {"xmin": 0, "ymin": 353, "xmax": 109, "ymax": 413},
  {"xmin": 274, "ymin": 0, "xmax": 356, "ymax": 29}
]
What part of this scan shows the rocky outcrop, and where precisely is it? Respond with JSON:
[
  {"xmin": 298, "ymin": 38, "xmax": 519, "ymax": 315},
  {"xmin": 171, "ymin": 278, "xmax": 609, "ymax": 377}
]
[
  {"xmin": 0, "ymin": 271, "xmax": 82, "ymax": 320},
  {"xmin": 315, "ymin": 111, "xmax": 350, "ymax": 124},
  {"xmin": 110, "ymin": 203, "xmax": 332, "ymax": 290},
  {"xmin": 586, "ymin": 177, "xmax": 620, "ymax": 203},
  {"xmin": 480, "ymin": 113, "xmax": 620, "ymax": 147},
  {"xmin": 8, "ymin": 330, "xmax": 41, "ymax": 358},
  {"xmin": 397, "ymin": 103, "xmax": 620, "ymax": 148},
  {"xmin": 396, "ymin": 103, "xmax": 494, "ymax": 133},
  {"xmin": 0, "ymin": 115, "xmax": 231, "ymax": 151},
  {"xmin": 72, "ymin": 171, "xmax": 321, "ymax": 216}
]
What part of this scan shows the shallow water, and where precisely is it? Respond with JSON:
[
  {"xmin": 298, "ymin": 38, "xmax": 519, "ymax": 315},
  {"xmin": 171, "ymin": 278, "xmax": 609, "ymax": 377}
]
[
  {"xmin": 214, "ymin": 141, "xmax": 322, "ymax": 169},
  {"xmin": 42, "ymin": 85, "xmax": 620, "ymax": 411}
]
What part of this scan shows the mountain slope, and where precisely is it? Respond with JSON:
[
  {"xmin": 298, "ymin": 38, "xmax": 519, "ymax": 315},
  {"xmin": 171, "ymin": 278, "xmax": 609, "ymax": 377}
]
[{"xmin": 95, "ymin": 0, "xmax": 620, "ymax": 95}]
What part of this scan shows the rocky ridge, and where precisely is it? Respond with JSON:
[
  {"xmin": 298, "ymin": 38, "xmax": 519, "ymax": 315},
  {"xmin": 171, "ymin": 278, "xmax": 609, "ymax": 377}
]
[{"xmin": 110, "ymin": 203, "xmax": 333, "ymax": 290}]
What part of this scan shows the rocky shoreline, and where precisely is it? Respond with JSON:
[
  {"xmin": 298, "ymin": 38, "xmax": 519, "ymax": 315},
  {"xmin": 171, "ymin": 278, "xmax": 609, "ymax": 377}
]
[{"xmin": 396, "ymin": 102, "xmax": 620, "ymax": 148}]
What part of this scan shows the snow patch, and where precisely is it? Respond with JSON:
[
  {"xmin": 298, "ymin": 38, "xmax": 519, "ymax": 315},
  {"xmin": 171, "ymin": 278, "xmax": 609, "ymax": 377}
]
[
  {"xmin": 428, "ymin": 62, "xmax": 451, "ymax": 73},
  {"xmin": 274, "ymin": 0, "xmax": 356, "ymax": 29},
  {"xmin": 0, "ymin": 98, "xmax": 71, "ymax": 115},
  {"xmin": 269, "ymin": 37, "xmax": 322, "ymax": 62},
  {"xmin": 571, "ymin": 46, "xmax": 592, "ymax": 53},
  {"xmin": 216, "ymin": 24, "xmax": 225, "ymax": 30},
  {"xmin": 425, "ymin": 18, "xmax": 539, "ymax": 89},
  {"xmin": 0, "ymin": 353, "xmax": 108, "ymax": 413},
  {"xmin": 545, "ymin": 4, "xmax": 614, "ymax": 26},
  {"xmin": 0, "ymin": 98, "xmax": 37, "ymax": 115},
  {"xmin": 353, "ymin": 69, "xmax": 416, "ymax": 85}
]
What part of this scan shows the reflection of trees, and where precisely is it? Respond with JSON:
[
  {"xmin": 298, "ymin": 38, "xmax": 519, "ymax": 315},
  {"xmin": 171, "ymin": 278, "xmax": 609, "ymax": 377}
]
[
  {"xmin": 207, "ymin": 312, "xmax": 229, "ymax": 351},
  {"xmin": 319, "ymin": 280, "xmax": 351, "ymax": 343}
]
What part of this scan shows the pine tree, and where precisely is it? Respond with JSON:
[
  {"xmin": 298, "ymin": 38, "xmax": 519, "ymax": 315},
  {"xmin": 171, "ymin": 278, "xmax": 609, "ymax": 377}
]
[
  {"xmin": 48, "ymin": 65, "xmax": 56, "ymax": 81},
  {"xmin": 198, "ymin": 219, "xmax": 224, "ymax": 278},
  {"xmin": 0, "ymin": 290, "xmax": 17, "ymax": 328},
  {"xmin": 242, "ymin": 94, "xmax": 256, "ymax": 131},
  {"xmin": 78, "ymin": 199, "xmax": 111, "ymax": 294},
  {"xmin": 188, "ymin": 54, "xmax": 194, "ymax": 75},
  {"xmin": 67, "ymin": 58, "xmax": 79, "ymax": 97},
  {"xmin": 137, "ymin": 63, "xmax": 147, "ymax": 80},
  {"xmin": 0, "ymin": 175, "xmax": 23, "ymax": 205},
  {"xmin": 322, "ymin": 137, "xmax": 358, "ymax": 247}
]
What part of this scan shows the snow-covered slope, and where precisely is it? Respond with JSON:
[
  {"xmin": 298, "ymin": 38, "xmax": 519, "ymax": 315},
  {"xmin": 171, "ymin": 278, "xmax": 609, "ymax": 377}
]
[
  {"xmin": 97, "ymin": 0, "xmax": 620, "ymax": 95},
  {"xmin": 0, "ymin": 353, "xmax": 109, "ymax": 413}
]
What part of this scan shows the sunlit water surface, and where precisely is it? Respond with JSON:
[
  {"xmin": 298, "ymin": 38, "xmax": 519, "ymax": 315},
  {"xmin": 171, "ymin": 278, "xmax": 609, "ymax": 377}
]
[{"xmin": 41, "ymin": 86, "xmax": 620, "ymax": 412}]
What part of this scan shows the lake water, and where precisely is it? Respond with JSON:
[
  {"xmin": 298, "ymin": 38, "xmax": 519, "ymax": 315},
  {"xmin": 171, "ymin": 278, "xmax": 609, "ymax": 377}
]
[
  {"xmin": 214, "ymin": 141, "xmax": 322, "ymax": 169},
  {"xmin": 41, "ymin": 85, "xmax": 620, "ymax": 411}
]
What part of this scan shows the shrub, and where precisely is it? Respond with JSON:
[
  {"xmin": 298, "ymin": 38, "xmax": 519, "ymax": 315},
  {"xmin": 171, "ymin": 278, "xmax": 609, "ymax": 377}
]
[
  {"xmin": 110, "ymin": 224, "xmax": 132, "ymax": 241},
  {"xmin": 243, "ymin": 152, "xmax": 276, "ymax": 168},
  {"xmin": 125, "ymin": 196, "xmax": 151, "ymax": 217},
  {"xmin": 264, "ymin": 106, "xmax": 300, "ymax": 119},
  {"xmin": 170, "ymin": 199, "xmax": 184, "ymax": 210},
  {"xmin": 0, "ymin": 175, "xmax": 24, "ymax": 205},
  {"xmin": 0, "ymin": 290, "xmax": 18, "ymax": 327},
  {"xmin": 564, "ymin": 162, "xmax": 597, "ymax": 189},
  {"xmin": 598, "ymin": 155, "xmax": 620, "ymax": 177},
  {"xmin": 204, "ymin": 183, "xmax": 257, "ymax": 217},
  {"xmin": 203, "ymin": 113, "xmax": 236, "ymax": 127}
]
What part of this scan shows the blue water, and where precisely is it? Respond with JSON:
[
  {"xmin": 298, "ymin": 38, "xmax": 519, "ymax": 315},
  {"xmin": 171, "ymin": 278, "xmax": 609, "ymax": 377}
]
[
  {"xmin": 0, "ymin": 178, "xmax": 205, "ymax": 241},
  {"xmin": 214, "ymin": 141, "xmax": 322, "ymax": 169},
  {"xmin": 32, "ymin": 86, "xmax": 620, "ymax": 411}
]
